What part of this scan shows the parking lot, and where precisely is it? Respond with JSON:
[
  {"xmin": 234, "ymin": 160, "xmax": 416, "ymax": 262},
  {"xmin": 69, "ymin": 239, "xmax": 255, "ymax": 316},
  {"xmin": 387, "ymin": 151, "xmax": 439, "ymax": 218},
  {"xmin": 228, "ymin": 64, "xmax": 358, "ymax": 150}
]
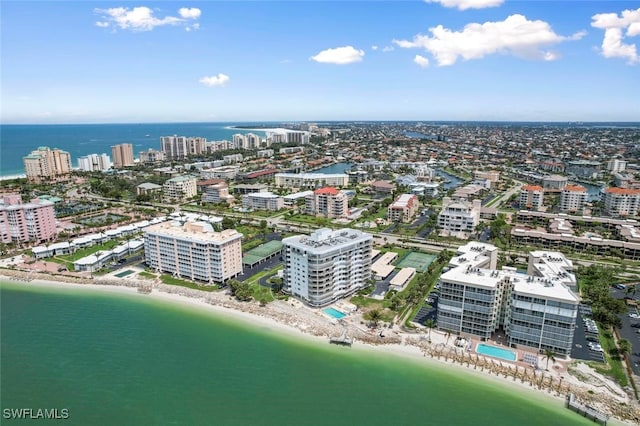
[
  {"xmin": 571, "ymin": 304, "xmax": 606, "ymax": 363},
  {"xmin": 610, "ymin": 286, "xmax": 640, "ymax": 375}
]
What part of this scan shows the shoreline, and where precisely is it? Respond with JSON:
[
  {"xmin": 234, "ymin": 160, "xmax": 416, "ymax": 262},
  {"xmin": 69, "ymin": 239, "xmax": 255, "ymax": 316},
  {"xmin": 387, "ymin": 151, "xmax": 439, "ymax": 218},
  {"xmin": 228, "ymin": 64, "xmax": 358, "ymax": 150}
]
[{"xmin": 0, "ymin": 270, "xmax": 637, "ymax": 425}]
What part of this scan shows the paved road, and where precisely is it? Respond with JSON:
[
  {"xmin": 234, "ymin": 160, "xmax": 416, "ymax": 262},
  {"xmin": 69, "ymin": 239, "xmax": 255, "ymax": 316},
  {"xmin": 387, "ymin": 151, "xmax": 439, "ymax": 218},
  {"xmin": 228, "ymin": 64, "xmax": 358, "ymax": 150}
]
[{"xmin": 610, "ymin": 287, "xmax": 640, "ymax": 375}]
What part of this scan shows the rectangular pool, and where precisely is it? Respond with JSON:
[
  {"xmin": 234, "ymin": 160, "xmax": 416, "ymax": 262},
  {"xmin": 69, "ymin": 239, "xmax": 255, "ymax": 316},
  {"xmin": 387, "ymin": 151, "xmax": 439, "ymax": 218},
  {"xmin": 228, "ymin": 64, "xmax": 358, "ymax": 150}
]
[
  {"xmin": 475, "ymin": 343, "xmax": 517, "ymax": 362},
  {"xmin": 323, "ymin": 307, "xmax": 346, "ymax": 319}
]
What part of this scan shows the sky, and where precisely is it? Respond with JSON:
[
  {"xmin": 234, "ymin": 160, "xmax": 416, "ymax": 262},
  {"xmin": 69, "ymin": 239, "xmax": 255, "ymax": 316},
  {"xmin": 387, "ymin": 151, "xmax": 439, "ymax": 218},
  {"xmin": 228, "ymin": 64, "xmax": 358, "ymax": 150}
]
[{"xmin": 1, "ymin": 0, "xmax": 639, "ymax": 124}]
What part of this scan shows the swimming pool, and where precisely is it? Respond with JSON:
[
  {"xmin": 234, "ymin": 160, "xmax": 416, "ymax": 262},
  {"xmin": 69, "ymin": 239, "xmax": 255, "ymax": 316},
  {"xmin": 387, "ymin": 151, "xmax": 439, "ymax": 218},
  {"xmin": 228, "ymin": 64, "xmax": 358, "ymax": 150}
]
[
  {"xmin": 323, "ymin": 307, "xmax": 346, "ymax": 319},
  {"xmin": 476, "ymin": 343, "xmax": 517, "ymax": 362}
]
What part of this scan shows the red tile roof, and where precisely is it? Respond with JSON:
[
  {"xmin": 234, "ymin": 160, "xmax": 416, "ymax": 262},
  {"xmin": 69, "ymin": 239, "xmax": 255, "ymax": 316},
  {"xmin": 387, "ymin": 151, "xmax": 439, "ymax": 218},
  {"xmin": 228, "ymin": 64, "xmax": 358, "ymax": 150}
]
[
  {"xmin": 314, "ymin": 187, "xmax": 339, "ymax": 195},
  {"xmin": 522, "ymin": 185, "xmax": 543, "ymax": 191},
  {"xmin": 564, "ymin": 185, "xmax": 586, "ymax": 192},
  {"xmin": 606, "ymin": 187, "xmax": 640, "ymax": 195}
]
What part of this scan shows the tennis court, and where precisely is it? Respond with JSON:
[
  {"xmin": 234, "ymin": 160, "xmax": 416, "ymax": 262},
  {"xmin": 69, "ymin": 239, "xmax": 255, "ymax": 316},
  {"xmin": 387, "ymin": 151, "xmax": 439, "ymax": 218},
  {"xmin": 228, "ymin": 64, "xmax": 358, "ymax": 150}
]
[
  {"xmin": 396, "ymin": 252, "xmax": 436, "ymax": 272},
  {"xmin": 243, "ymin": 240, "xmax": 283, "ymax": 267}
]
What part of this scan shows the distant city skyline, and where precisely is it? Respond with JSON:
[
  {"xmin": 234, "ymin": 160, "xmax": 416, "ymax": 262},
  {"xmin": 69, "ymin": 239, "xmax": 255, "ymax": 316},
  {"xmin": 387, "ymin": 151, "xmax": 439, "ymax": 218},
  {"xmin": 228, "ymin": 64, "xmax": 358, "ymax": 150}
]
[{"xmin": 1, "ymin": 1, "xmax": 639, "ymax": 124}]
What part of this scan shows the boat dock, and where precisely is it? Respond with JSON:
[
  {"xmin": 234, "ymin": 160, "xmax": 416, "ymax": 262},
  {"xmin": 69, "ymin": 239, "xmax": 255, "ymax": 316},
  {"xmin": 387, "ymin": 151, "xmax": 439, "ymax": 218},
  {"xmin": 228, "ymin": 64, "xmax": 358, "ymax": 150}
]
[
  {"xmin": 329, "ymin": 328, "xmax": 353, "ymax": 347},
  {"xmin": 566, "ymin": 393, "xmax": 609, "ymax": 425}
]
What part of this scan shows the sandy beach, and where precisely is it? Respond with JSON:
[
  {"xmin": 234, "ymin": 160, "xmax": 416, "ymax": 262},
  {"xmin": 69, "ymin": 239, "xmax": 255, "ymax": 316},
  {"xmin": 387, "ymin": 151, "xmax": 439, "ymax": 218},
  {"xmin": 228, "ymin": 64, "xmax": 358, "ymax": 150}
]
[{"xmin": 1, "ymin": 269, "xmax": 638, "ymax": 425}]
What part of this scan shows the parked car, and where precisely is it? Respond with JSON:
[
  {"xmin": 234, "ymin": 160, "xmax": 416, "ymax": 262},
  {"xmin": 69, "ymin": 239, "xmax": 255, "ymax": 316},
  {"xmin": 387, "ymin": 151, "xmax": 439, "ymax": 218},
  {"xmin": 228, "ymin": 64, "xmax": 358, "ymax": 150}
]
[
  {"xmin": 586, "ymin": 336, "xmax": 599, "ymax": 343},
  {"xmin": 615, "ymin": 284, "xmax": 627, "ymax": 290},
  {"xmin": 631, "ymin": 323, "xmax": 640, "ymax": 328}
]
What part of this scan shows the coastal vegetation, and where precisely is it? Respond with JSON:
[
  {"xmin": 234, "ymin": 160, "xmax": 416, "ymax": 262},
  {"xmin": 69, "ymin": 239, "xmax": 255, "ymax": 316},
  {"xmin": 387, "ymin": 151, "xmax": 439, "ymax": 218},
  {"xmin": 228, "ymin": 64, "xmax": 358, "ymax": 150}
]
[{"xmin": 160, "ymin": 274, "xmax": 218, "ymax": 292}]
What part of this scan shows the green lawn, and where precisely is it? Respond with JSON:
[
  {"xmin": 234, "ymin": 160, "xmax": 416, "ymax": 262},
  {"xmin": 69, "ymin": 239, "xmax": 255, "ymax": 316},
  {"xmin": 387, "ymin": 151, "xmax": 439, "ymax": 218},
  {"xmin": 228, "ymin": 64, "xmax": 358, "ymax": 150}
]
[
  {"xmin": 160, "ymin": 274, "xmax": 218, "ymax": 292},
  {"xmin": 57, "ymin": 240, "xmax": 119, "ymax": 262},
  {"xmin": 138, "ymin": 271, "xmax": 157, "ymax": 280},
  {"xmin": 593, "ymin": 330, "xmax": 628, "ymax": 387}
]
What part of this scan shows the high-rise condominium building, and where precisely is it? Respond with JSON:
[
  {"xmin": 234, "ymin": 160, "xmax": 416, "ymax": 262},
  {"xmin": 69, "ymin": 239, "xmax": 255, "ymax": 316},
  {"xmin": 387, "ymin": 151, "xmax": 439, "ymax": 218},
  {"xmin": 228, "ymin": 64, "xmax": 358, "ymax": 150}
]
[
  {"xmin": 437, "ymin": 242, "xmax": 578, "ymax": 357},
  {"xmin": 282, "ymin": 228, "xmax": 372, "ymax": 307},
  {"xmin": 77, "ymin": 153, "xmax": 111, "ymax": 172},
  {"xmin": 0, "ymin": 194, "xmax": 57, "ymax": 244},
  {"xmin": 437, "ymin": 197, "xmax": 481, "ymax": 235},
  {"xmin": 163, "ymin": 176, "xmax": 198, "ymax": 203},
  {"xmin": 305, "ymin": 187, "xmax": 348, "ymax": 218},
  {"xmin": 560, "ymin": 185, "xmax": 587, "ymax": 213},
  {"xmin": 603, "ymin": 187, "xmax": 640, "ymax": 217},
  {"xmin": 160, "ymin": 135, "xmax": 207, "ymax": 160},
  {"xmin": 144, "ymin": 221, "xmax": 243, "ymax": 284},
  {"xmin": 519, "ymin": 185, "xmax": 544, "ymax": 210},
  {"xmin": 23, "ymin": 147, "xmax": 72, "ymax": 183},
  {"xmin": 111, "ymin": 144, "xmax": 134, "ymax": 168}
]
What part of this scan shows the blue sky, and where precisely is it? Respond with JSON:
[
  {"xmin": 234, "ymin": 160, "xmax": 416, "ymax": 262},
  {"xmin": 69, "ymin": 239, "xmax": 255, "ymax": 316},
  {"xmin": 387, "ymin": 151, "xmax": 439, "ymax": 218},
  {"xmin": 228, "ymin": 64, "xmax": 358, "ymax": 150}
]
[{"xmin": 1, "ymin": 1, "xmax": 639, "ymax": 123}]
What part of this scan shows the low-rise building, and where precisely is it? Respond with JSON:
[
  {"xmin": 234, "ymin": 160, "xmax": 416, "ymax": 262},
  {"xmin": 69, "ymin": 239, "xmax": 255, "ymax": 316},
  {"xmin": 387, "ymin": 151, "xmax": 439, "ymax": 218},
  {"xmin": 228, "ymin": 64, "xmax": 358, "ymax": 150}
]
[
  {"xmin": 275, "ymin": 173, "xmax": 349, "ymax": 188},
  {"xmin": 242, "ymin": 192, "xmax": 284, "ymax": 211},
  {"xmin": 542, "ymin": 175, "xmax": 568, "ymax": 192},
  {"xmin": 200, "ymin": 180, "xmax": 232, "ymax": 204}
]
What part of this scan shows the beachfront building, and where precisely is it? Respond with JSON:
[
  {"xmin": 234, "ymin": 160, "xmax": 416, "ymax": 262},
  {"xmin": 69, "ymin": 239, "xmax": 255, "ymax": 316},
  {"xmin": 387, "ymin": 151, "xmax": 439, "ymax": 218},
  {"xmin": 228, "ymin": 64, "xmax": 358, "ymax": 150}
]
[
  {"xmin": 437, "ymin": 197, "xmax": 481, "ymax": 236},
  {"xmin": 161, "ymin": 135, "xmax": 207, "ymax": 160},
  {"xmin": 242, "ymin": 192, "xmax": 284, "ymax": 211},
  {"xmin": 519, "ymin": 185, "xmax": 544, "ymax": 210},
  {"xmin": 233, "ymin": 133, "xmax": 264, "ymax": 149},
  {"xmin": 282, "ymin": 228, "xmax": 372, "ymax": 307},
  {"xmin": 111, "ymin": 143, "xmax": 134, "ymax": 168},
  {"xmin": 23, "ymin": 147, "xmax": 72, "ymax": 183},
  {"xmin": 163, "ymin": 176, "xmax": 198, "ymax": 203},
  {"xmin": 437, "ymin": 242, "xmax": 579, "ymax": 357},
  {"xmin": 560, "ymin": 185, "xmax": 588, "ymax": 213},
  {"xmin": 77, "ymin": 153, "xmax": 111, "ymax": 172},
  {"xmin": 388, "ymin": 194, "xmax": 419, "ymax": 223},
  {"xmin": 144, "ymin": 221, "xmax": 243, "ymax": 284},
  {"xmin": 274, "ymin": 173, "xmax": 349, "ymax": 189},
  {"xmin": 305, "ymin": 187, "xmax": 348, "ymax": 218},
  {"xmin": 603, "ymin": 187, "xmax": 640, "ymax": 217},
  {"xmin": 139, "ymin": 149, "xmax": 166, "ymax": 164},
  {"xmin": 0, "ymin": 194, "xmax": 56, "ymax": 244}
]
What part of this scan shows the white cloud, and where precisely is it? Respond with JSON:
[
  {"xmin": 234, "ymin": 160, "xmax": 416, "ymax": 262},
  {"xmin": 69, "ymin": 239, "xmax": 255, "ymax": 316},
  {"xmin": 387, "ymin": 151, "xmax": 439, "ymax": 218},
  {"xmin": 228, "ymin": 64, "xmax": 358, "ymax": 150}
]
[
  {"xmin": 591, "ymin": 8, "xmax": 640, "ymax": 64},
  {"xmin": 425, "ymin": 0, "xmax": 503, "ymax": 10},
  {"xmin": 199, "ymin": 74, "xmax": 230, "ymax": 87},
  {"xmin": 94, "ymin": 6, "xmax": 201, "ymax": 32},
  {"xmin": 393, "ymin": 14, "xmax": 585, "ymax": 66},
  {"xmin": 382, "ymin": 46, "xmax": 395, "ymax": 52},
  {"xmin": 414, "ymin": 55, "xmax": 430, "ymax": 67},
  {"xmin": 371, "ymin": 45, "xmax": 379, "ymax": 51},
  {"xmin": 310, "ymin": 46, "xmax": 365, "ymax": 64},
  {"xmin": 178, "ymin": 8, "xmax": 201, "ymax": 19}
]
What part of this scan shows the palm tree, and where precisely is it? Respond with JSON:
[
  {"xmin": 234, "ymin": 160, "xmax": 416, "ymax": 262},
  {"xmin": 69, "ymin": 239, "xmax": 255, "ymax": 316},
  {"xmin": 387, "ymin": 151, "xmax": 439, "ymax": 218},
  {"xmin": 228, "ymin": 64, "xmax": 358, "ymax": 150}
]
[
  {"xmin": 618, "ymin": 339, "xmax": 632, "ymax": 360},
  {"xmin": 366, "ymin": 309, "xmax": 382, "ymax": 328},
  {"xmin": 445, "ymin": 330, "xmax": 451, "ymax": 346},
  {"xmin": 425, "ymin": 319, "xmax": 436, "ymax": 341},
  {"xmin": 542, "ymin": 349, "xmax": 556, "ymax": 371}
]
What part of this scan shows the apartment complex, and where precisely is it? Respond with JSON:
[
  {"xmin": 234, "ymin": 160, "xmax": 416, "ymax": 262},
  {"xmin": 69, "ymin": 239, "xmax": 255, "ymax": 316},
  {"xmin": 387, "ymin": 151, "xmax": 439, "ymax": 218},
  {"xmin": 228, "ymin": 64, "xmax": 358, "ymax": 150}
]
[
  {"xmin": 144, "ymin": 221, "xmax": 243, "ymax": 284},
  {"xmin": 0, "ymin": 194, "xmax": 57, "ymax": 244},
  {"xmin": 560, "ymin": 185, "xmax": 587, "ymax": 213},
  {"xmin": 607, "ymin": 158, "xmax": 627, "ymax": 173},
  {"xmin": 200, "ymin": 180, "xmax": 232, "ymax": 204},
  {"xmin": 519, "ymin": 185, "xmax": 544, "ymax": 210},
  {"xmin": 139, "ymin": 149, "xmax": 166, "ymax": 164},
  {"xmin": 542, "ymin": 175, "xmax": 568, "ymax": 192},
  {"xmin": 160, "ymin": 135, "xmax": 207, "ymax": 160},
  {"xmin": 282, "ymin": 228, "xmax": 372, "ymax": 307},
  {"xmin": 603, "ymin": 187, "xmax": 640, "ymax": 217},
  {"xmin": 163, "ymin": 176, "xmax": 198, "ymax": 203},
  {"xmin": 77, "ymin": 153, "xmax": 111, "ymax": 172},
  {"xmin": 242, "ymin": 192, "xmax": 284, "ymax": 211},
  {"xmin": 275, "ymin": 173, "xmax": 349, "ymax": 188},
  {"xmin": 233, "ymin": 133, "xmax": 265, "ymax": 149},
  {"xmin": 111, "ymin": 143, "xmax": 134, "ymax": 168},
  {"xmin": 305, "ymin": 187, "xmax": 348, "ymax": 218},
  {"xmin": 23, "ymin": 147, "xmax": 72, "ymax": 183},
  {"xmin": 437, "ymin": 197, "xmax": 481, "ymax": 235},
  {"xmin": 437, "ymin": 242, "xmax": 578, "ymax": 356},
  {"xmin": 388, "ymin": 194, "xmax": 419, "ymax": 223}
]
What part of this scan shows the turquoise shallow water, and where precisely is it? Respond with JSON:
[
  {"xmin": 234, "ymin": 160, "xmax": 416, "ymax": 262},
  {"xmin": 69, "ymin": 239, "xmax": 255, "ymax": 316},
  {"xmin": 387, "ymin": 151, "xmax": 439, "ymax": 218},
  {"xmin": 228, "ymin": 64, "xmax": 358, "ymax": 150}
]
[{"xmin": 0, "ymin": 281, "xmax": 593, "ymax": 426}]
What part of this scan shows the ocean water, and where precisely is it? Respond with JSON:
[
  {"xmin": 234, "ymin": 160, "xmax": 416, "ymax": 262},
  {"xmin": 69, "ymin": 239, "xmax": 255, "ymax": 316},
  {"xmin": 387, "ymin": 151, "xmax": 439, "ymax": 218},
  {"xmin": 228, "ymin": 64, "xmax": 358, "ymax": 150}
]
[
  {"xmin": 0, "ymin": 123, "xmax": 271, "ymax": 177},
  {"xmin": 0, "ymin": 282, "xmax": 592, "ymax": 426}
]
